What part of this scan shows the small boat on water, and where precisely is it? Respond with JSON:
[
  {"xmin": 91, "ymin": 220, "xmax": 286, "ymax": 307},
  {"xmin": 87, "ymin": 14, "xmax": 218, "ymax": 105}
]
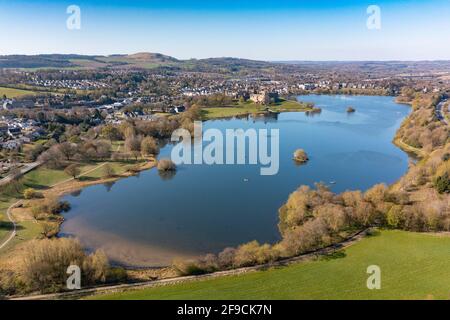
[{"xmin": 329, "ymin": 181, "xmax": 336, "ymax": 184}]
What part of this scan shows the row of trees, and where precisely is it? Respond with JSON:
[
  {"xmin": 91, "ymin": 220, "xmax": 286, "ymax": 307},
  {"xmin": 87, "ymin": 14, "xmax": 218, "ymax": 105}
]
[
  {"xmin": 175, "ymin": 179, "xmax": 450, "ymax": 276},
  {"xmin": 186, "ymin": 93, "xmax": 234, "ymax": 107},
  {"xmin": 38, "ymin": 140, "xmax": 112, "ymax": 169}
]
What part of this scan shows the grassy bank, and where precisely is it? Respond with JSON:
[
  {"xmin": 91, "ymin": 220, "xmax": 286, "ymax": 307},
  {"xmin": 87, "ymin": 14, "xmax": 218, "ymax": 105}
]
[
  {"xmin": 0, "ymin": 199, "xmax": 16, "ymax": 243},
  {"xmin": 201, "ymin": 99, "xmax": 312, "ymax": 120},
  {"xmin": 0, "ymin": 159, "xmax": 153, "ymax": 255},
  {"xmin": 92, "ymin": 230, "xmax": 450, "ymax": 300}
]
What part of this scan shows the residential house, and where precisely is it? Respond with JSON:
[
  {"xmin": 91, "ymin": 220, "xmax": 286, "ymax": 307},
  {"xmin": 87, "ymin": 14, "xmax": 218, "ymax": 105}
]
[{"xmin": 8, "ymin": 127, "xmax": 21, "ymax": 138}]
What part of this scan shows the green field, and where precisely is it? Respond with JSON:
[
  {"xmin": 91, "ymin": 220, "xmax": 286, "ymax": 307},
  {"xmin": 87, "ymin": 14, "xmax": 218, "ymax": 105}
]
[
  {"xmin": 202, "ymin": 106, "xmax": 261, "ymax": 119},
  {"xmin": 0, "ymin": 87, "xmax": 37, "ymax": 98},
  {"xmin": 202, "ymin": 99, "xmax": 311, "ymax": 120},
  {"xmin": 22, "ymin": 163, "xmax": 100, "ymax": 189},
  {"xmin": 93, "ymin": 230, "xmax": 450, "ymax": 300},
  {"xmin": 0, "ymin": 199, "xmax": 16, "ymax": 243}
]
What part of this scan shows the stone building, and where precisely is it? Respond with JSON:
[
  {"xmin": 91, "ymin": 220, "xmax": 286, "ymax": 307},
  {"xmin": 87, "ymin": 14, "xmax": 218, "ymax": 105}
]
[{"xmin": 249, "ymin": 91, "xmax": 279, "ymax": 104}]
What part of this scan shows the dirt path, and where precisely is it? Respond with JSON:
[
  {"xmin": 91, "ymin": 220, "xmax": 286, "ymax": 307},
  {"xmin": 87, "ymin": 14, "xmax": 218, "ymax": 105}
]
[
  {"xmin": 49, "ymin": 162, "xmax": 107, "ymax": 188},
  {"xmin": 49, "ymin": 144, "xmax": 122, "ymax": 188},
  {"xmin": 0, "ymin": 162, "xmax": 109, "ymax": 251},
  {"xmin": 0, "ymin": 200, "xmax": 22, "ymax": 250}
]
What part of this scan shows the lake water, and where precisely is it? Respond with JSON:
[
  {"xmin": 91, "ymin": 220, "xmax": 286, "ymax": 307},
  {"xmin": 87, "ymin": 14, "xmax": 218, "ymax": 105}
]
[{"xmin": 60, "ymin": 95, "xmax": 411, "ymax": 267}]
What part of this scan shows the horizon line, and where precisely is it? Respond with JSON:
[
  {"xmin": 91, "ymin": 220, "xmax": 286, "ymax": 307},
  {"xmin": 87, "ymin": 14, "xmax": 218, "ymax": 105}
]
[{"xmin": 1, "ymin": 52, "xmax": 450, "ymax": 63}]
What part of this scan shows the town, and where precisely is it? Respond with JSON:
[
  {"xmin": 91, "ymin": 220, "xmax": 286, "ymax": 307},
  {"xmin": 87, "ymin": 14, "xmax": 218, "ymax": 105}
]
[
  {"xmin": 2, "ymin": 0, "xmax": 450, "ymax": 307},
  {"xmin": 1, "ymin": 57, "xmax": 450, "ymax": 180}
]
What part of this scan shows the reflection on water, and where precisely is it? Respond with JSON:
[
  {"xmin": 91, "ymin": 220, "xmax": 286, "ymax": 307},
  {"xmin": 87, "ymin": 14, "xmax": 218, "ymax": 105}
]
[
  {"xmin": 61, "ymin": 95, "xmax": 411, "ymax": 267},
  {"xmin": 158, "ymin": 170, "xmax": 177, "ymax": 181},
  {"xmin": 70, "ymin": 189, "xmax": 82, "ymax": 197},
  {"xmin": 103, "ymin": 181, "xmax": 116, "ymax": 192}
]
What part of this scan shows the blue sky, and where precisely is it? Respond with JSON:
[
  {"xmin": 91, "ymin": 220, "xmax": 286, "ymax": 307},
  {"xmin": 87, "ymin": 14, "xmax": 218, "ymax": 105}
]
[{"xmin": 1, "ymin": 0, "xmax": 450, "ymax": 60}]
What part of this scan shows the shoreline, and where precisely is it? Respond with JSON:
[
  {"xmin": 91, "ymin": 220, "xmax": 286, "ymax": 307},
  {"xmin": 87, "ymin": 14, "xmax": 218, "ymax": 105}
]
[
  {"xmin": 0, "ymin": 94, "xmax": 426, "ymax": 282},
  {"xmin": 60, "ymin": 95, "xmax": 413, "ymax": 270},
  {"xmin": 2, "ymin": 92, "xmax": 447, "ymax": 298},
  {"xmin": 10, "ymin": 228, "xmax": 373, "ymax": 300},
  {"xmin": 201, "ymin": 97, "xmax": 313, "ymax": 120},
  {"xmin": 49, "ymin": 159, "xmax": 156, "ymax": 199},
  {"xmin": 0, "ymin": 158, "xmax": 156, "ymax": 255},
  {"xmin": 53, "ymin": 159, "xmax": 157, "ymax": 239}
]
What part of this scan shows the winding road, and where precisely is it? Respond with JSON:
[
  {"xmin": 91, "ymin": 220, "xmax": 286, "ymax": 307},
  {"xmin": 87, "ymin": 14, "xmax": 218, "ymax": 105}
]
[{"xmin": 436, "ymin": 99, "xmax": 449, "ymax": 125}]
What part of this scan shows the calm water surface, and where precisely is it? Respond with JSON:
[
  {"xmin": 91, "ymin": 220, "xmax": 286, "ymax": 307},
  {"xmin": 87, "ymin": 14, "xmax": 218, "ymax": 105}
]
[{"xmin": 61, "ymin": 95, "xmax": 410, "ymax": 266}]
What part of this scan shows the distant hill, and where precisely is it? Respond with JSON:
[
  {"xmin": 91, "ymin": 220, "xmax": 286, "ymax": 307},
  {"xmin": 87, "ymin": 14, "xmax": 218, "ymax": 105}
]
[
  {"xmin": 125, "ymin": 52, "xmax": 179, "ymax": 63},
  {"xmin": 3, "ymin": 54, "xmax": 449, "ymax": 77},
  {"xmin": 0, "ymin": 54, "xmax": 97, "ymax": 69},
  {"xmin": 0, "ymin": 53, "xmax": 180, "ymax": 70},
  {"xmin": 92, "ymin": 52, "xmax": 180, "ymax": 69},
  {"xmin": 0, "ymin": 53, "xmax": 277, "ymax": 74}
]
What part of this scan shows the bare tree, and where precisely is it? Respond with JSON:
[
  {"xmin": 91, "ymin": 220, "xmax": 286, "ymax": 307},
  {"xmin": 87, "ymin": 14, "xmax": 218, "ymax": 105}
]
[
  {"xmin": 64, "ymin": 164, "xmax": 80, "ymax": 179},
  {"xmin": 102, "ymin": 163, "xmax": 115, "ymax": 178},
  {"xmin": 57, "ymin": 142, "xmax": 77, "ymax": 161},
  {"xmin": 141, "ymin": 136, "xmax": 159, "ymax": 156}
]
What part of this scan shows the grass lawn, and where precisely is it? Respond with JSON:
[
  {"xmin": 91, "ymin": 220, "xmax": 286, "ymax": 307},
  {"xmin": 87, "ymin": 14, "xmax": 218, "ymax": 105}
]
[
  {"xmin": 111, "ymin": 141, "xmax": 124, "ymax": 152},
  {"xmin": 269, "ymin": 99, "xmax": 311, "ymax": 111},
  {"xmin": 0, "ymin": 199, "xmax": 16, "ymax": 243},
  {"xmin": 202, "ymin": 99, "xmax": 311, "ymax": 120},
  {"xmin": 81, "ymin": 161, "xmax": 138, "ymax": 179},
  {"xmin": 0, "ymin": 162, "xmax": 103, "ymax": 249},
  {"xmin": 21, "ymin": 163, "xmax": 99, "ymax": 189},
  {"xmin": 0, "ymin": 219, "xmax": 43, "ymax": 254},
  {"xmin": 202, "ymin": 106, "xmax": 261, "ymax": 119},
  {"xmin": 93, "ymin": 230, "xmax": 450, "ymax": 300},
  {"xmin": 0, "ymin": 197, "xmax": 43, "ymax": 253},
  {"xmin": 0, "ymin": 86, "xmax": 37, "ymax": 98}
]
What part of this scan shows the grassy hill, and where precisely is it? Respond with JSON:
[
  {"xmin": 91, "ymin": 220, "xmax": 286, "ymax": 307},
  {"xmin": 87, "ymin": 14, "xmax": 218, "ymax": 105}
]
[
  {"xmin": 95, "ymin": 52, "xmax": 179, "ymax": 69},
  {"xmin": 0, "ymin": 53, "xmax": 271, "ymax": 71},
  {"xmin": 3, "ymin": 55, "xmax": 450, "ymax": 77},
  {"xmin": 93, "ymin": 230, "xmax": 450, "ymax": 300},
  {"xmin": 0, "ymin": 53, "xmax": 181, "ymax": 70}
]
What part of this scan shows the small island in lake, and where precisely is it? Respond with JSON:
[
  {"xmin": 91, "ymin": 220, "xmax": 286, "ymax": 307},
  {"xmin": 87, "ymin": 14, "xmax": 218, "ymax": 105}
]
[
  {"xmin": 157, "ymin": 158, "xmax": 177, "ymax": 171},
  {"xmin": 293, "ymin": 149, "xmax": 309, "ymax": 163}
]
